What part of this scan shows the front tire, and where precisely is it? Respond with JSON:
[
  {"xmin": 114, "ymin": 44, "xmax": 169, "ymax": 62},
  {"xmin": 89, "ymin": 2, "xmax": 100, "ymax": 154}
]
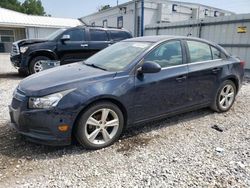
[
  {"xmin": 211, "ymin": 80, "xmax": 236, "ymax": 112},
  {"xmin": 75, "ymin": 102, "xmax": 124, "ymax": 149},
  {"xmin": 29, "ymin": 56, "xmax": 51, "ymax": 74}
]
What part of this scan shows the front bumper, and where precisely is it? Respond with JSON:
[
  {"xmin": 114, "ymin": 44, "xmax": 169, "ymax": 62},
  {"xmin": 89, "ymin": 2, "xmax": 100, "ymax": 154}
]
[
  {"xmin": 9, "ymin": 98, "xmax": 74, "ymax": 146},
  {"xmin": 10, "ymin": 54, "xmax": 21, "ymax": 68},
  {"xmin": 10, "ymin": 54, "xmax": 30, "ymax": 73}
]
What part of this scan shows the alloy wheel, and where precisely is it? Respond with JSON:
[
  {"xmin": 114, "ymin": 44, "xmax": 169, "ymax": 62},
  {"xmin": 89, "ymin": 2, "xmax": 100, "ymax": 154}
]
[
  {"xmin": 33, "ymin": 61, "xmax": 43, "ymax": 73},
  {"xmin": 84, "ymin": 108, "xmax": 119, "ymax": 145},
  {"xmin": 218, "ymin": 84, "xmax": 235, "ymax": 110}
]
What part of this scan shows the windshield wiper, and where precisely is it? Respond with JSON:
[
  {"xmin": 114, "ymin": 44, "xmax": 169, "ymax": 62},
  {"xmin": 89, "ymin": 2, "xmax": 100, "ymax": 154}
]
[{"xmin": 84, "ymin": 63, "xmax": 107, "ymax": 71}]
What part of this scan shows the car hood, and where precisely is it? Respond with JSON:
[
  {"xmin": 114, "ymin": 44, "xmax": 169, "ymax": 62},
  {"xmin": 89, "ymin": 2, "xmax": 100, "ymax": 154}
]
[
  {"xmin": 19, "ymin": 62, "xmax": 116, "ymax": 96},
  {"xmin": 15, "ymin": 38, "xmax": 48, "ymax": 46}
]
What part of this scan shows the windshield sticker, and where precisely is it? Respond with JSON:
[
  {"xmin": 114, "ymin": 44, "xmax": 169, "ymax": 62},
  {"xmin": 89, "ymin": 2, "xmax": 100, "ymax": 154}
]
[{"xmin": 132, "ymin": 43, "xmax": 149, "ymax": 48}]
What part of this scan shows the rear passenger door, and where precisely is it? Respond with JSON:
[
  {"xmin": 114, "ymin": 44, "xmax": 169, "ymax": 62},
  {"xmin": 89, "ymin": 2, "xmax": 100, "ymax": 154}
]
[
  {"xmin": 87, "ymin": 29, "xmax": 110, "ymax": 56},
  {"xmin": 185, "ymin": 40, "xmax": 225, "ymax": 106}
]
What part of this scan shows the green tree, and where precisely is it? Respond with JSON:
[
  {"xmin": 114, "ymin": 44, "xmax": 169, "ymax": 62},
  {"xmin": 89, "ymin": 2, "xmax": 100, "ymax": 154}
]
[
  {"xmin": 99, "ymin": 5, "xmax": 111, "ymax": 11},
  {"xmin": 0, "ymin": 0, "xmax": 46, "ymax": 16},
  {"xmin": 0, "ymin": 0, "xmax": 25, "ymax": 13},
  {"xmin": 22, "ymin": 0, "xmax": 45, "ymax": 15}
]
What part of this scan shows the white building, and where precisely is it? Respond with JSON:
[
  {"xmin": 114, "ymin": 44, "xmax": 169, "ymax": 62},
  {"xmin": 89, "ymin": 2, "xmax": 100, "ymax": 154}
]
[
  {"xmin": 80, "ymin": 0, "xmax": 234, "ymax": 37},
  {"xmin": 0, "ymin": 7, "xmax": 82, "ymax": 53}
]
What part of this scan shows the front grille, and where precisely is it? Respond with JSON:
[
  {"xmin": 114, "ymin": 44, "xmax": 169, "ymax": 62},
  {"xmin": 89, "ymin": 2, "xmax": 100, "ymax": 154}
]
[{"xmin": 11, "ymin": 44, "xmax": 20, "ymax": 56}]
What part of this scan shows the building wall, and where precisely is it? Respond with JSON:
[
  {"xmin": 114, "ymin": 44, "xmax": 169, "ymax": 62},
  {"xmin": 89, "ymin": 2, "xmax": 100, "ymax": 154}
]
[
  {"xmin": 145, "ymin": 14, "xmax": 250, "ymax": 69},
  {"xmin": 0, "ymin": 7, "xmax": 81, "ymax": 53},
  {"xmin": 0, "ymin": 27, "xmax": 25, "ymax": 53},
  {"xmin": 80, "ymin": 0, "xmax": 233, "ymax": 36},
  {"xmin": 0, "ymin": 26, "xmax": 61, "ymax": 53},
  {"xmin": 82, "ymin": 2, "xmax": 136, "ymax": 34}
]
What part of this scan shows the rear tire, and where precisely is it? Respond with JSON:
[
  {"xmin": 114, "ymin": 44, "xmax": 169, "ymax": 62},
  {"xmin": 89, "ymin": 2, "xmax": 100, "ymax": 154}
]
[
  {"xmin": 29, "ymin": 56, "xmax": 51, "ymax": 74},
  {"xmin": 211, "ymin": 80, "xmax": 236, "ymax": 112},
  {"xmin": 75, "ymin": 102, "xmax": 124, "ymax": 150}
]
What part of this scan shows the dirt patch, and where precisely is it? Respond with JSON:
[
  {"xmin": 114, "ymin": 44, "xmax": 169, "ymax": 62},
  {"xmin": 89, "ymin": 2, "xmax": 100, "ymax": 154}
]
[{"xmin": 116, "ymin": 136, "xmax": 152, "ymax": 154}]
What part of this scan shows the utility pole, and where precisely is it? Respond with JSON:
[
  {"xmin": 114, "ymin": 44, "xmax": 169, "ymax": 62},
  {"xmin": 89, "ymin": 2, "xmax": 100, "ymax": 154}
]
[
  {"xmin": 141, "ymin": 0, "xmax": 144, "ymax": 36},
  {"xmin": 134, "ymin": 0, "xmax": 137, "ymax": 37}
]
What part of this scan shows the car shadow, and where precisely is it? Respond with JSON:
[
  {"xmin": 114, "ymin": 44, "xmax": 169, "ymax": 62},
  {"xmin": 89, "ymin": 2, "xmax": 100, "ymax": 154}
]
[
  {"xmin": 123, "ymin": 107, "xmax": 212, "ymax": 137},
  {"xmin": 0, "ymin": 107, "xmax": 214, "ymax": 163},
  {"xmin": 0, "ymin": 72, "xmax": 25, "ymax": 80}
]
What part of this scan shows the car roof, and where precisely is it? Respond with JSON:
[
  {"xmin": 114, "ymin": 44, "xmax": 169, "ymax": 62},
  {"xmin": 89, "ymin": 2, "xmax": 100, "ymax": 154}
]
[
  {"xmin": 124, "ymin": 35, "xmax": 213, "ymax": 43},
  {"xmin": 74, "ymin": 25, "xmax": 129, "ymax": 32},
  {"xmin": 124, "ymin": 35, "xmax": 229, "ymax": 56}
]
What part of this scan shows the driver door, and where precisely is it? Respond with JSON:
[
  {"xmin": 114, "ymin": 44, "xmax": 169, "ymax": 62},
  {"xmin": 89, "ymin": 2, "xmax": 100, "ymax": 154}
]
[
  {"xmin": 57, "ymin": 28, "xmax": 90, "ymax": 65},
  {"xmin": 133, "ymin": 40, "xmax": 189, "ymax": 122}
]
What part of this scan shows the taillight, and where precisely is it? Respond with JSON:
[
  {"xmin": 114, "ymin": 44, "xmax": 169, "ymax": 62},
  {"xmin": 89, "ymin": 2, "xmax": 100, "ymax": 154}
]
[{"xmin": 240, "ymin": 61, "xmax": 245, "ymax": 68}]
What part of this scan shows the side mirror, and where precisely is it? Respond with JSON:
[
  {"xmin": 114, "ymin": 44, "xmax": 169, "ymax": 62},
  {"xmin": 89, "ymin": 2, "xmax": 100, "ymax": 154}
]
[
  {"xmin": 61, "ymin": 34, "xmax": 70, "ymax": 42},
  {"xmin": 138, "ymin": 61, "xmax": 161, "ymax": 74}
]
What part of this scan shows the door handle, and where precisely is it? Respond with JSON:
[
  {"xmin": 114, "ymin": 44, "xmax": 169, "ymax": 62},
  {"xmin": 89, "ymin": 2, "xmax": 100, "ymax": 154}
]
[
  {"xmin": 81, "ymin": 44, "xmax": 88, "ymax": 47},
  {"xmin": 176, "ymin": 75, "xmax": 187, "ymax": 82},
  {"xmin": 212, "ymin": 67, "xmax": 221, "ymax": 74}
]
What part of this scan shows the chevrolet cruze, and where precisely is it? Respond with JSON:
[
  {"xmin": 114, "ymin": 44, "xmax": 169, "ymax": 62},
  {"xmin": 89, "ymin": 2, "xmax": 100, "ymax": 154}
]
[{"xmin": 9, "ymin": 36, "xmax": 245, "ymax": 149}]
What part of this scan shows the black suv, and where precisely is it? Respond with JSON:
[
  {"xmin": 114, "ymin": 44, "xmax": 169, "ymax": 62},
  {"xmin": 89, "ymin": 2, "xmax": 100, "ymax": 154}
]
[{"xmin": 10, "ymin": 26, "xmax": 132, "ymax": 75}]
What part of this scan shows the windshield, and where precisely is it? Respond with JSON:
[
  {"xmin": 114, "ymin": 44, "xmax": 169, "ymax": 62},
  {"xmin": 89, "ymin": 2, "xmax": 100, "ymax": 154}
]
[
  {"xmin": 85, "ymin": 41, "xmax": 151, "ymax": 71},
  {"xmin": 45, "ymin": 28, "xmax": 66, "ymax": 40}
]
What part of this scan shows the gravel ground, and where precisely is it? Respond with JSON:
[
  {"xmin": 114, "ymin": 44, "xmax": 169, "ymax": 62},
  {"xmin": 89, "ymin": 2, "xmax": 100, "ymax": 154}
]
[
  {"xmin": 0, "ymin": 54, "xmax": 17, "ymax": 75},
  {"xmin": 0, "ymin": 57, "xmax": 250, "ymax": 187}
]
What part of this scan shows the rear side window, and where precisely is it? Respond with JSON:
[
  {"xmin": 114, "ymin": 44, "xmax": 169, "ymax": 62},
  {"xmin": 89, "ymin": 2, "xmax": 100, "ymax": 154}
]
[
  {"xmin": 90, "ymin": 29, "xmax": 108, "ymax": 41},
  {"xmin": 64, "ymin": 29, "xmax": 85, "ymax": 41},
  {"xmin": 144, "ymin": 40, "xmax": 183, "ymax": 68},
  {"xmin": 110, "ymin": 31, "xmax": 130, "ymax": 41},
  {"xmin": 187, "ymin": 41, "xmax": 212, "ymax": 63},
  {"xmin": 211, "ymin": 46, "xmax": 226, "ymax": 59}
]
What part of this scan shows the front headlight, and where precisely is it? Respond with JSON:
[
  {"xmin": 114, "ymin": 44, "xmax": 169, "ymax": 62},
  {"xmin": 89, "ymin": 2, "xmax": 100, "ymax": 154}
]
[
  {"xmin": 28, "ymin": 89, "xmax": 75, "ymax": 109},
  {"xmin": 20, "ymin": 46, "xmax": 29, "ymax": 53}
]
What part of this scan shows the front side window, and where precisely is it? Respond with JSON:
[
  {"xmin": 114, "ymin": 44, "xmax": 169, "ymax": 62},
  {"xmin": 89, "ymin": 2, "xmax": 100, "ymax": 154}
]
[
  {"xmin": 144, "ymin": 40, "xmax": 183, "ymax": 68},
  {"xmin": 64, "ymin": 29, "xmax": 85, "ymax": 41},
  {"xmin": 46, "ymin": 28, "xmax": 66, "ymax": 40},
  {"xmin": 187, "ymin": 40, "xmax": 212, "ymax": 63},
  {"xmin": 90, "ymin": 29, "xmax": 108, "ymax": 41}
]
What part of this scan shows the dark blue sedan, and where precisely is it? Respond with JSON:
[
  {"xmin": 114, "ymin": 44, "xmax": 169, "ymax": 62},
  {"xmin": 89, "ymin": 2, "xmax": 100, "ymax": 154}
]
[{"xmin": 9, "ymin": 36, "xmax": 245, "ymax": 149}]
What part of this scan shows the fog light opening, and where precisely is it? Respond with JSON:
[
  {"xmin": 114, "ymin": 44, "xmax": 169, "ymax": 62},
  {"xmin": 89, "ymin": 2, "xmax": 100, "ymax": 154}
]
[{"xmin": 58, "ymin": 124, "xmax": 70, "ymax": 132}]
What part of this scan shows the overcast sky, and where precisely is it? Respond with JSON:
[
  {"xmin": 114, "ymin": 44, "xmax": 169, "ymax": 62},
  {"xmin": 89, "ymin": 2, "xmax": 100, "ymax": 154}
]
[{"xmin": 20, "ymin": 0, "xmax": 250, "ymax": 19}]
